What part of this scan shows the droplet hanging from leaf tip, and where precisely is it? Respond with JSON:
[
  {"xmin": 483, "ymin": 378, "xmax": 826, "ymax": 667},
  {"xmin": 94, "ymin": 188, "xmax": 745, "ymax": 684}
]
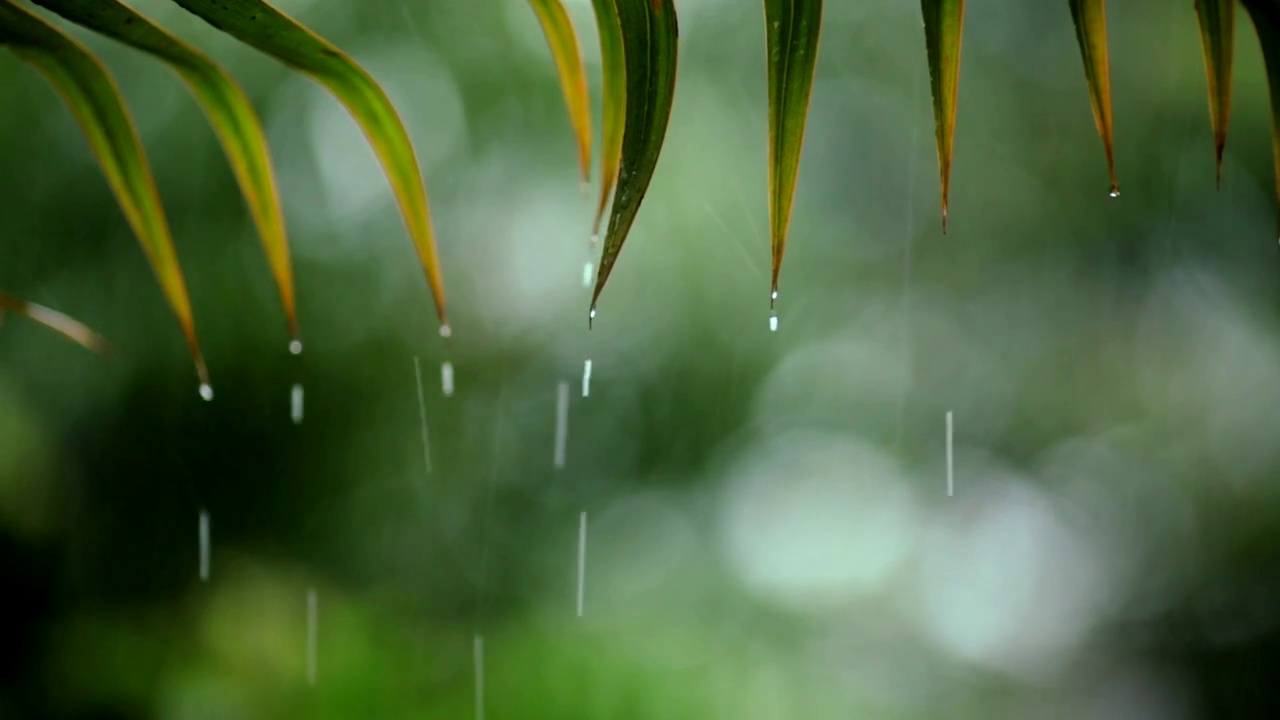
[
  {"xmin": 289, "ymin": 339, "xmax": 303, "ymax": 355},
  {"xmin": 1109, "ymin": 186, "xmax": 1120, "ymax": 199},
  {"xmin": 588, "ymin": 305, "xmax": 597, "ymax": 328},
  {"xmin": 199, "ymin": 383, "xmax": 214, "ymax": 401}
]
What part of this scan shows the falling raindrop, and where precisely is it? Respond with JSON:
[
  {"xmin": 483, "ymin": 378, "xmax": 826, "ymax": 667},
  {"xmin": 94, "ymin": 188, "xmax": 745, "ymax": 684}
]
[
  {"xmin": 198, "ymin": 383, "xmax": 214, "ymax": 401},
  {"xmin": 589, "ymin": 233, "xmax": 599, "ymax": 246},
  {"xmin": 306, "ymin": 588, "xmax": 318, "ymax": 685},
  {"xmin": 198, "ymin": 510, "xmax": 210, "ymax": 582},
  {"xmin": 582, "ymin": 261, "xmax": 594, "ymax": 288},
  {"xmin": 413, "ymin": 356, "xmax": 433, "ymax": 474},
  {"xmin": 291, "ymin": 383, "xmax": 305, "ymax": 425},
  {"xmin": 441, "ymin": 361, "xmax": 455, "ymax": 397},
  {"xmin": 581, "ymin": 359, "xmax": 592, "ymax": 398},
  {"xmin": 945, "ymin": 410, "xmax": 954, "ymax": 497},
  {"xmin": 474, "ymin": 634, "xmax": 485, "ymax": 720},
  {"xmin": 289, "ymin": 339, "xmax": 303, "ymax": 355},
  {"xmin": 577, "ymin": 510, "xmax": 587, "ymax": 617},
  {"xmin": 769, "ymin": 310, "xmax": 779, "ymax": 332},
  {"xmin": 439, "ymin": 323, "xmax": 453, "ymax": 339},
  {"xmin": 554, "ymin": 381, "xmax": 570, "ymax": 468}
]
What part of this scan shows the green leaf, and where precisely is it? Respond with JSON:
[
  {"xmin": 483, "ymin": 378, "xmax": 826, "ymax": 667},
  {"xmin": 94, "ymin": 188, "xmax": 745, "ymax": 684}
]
[
  {"xmin": 0, "ymin": 290, "xmax": 109, "ymax": 355},
  {"xmin": 1242, "ymin": 0, "xmax": 1280, "ymax": 233},
  {"xmin": 33, "ymin": 0, "xmax": 300, "ymax": 346},
  {"xmin": 589, "ymin": 0, "xmax": 626, "ymax": 239},
  {"xmin": 589, "ymin": 0, "xmax": 679, "ymax": 318},
  {"xmin": 167, "ymin": 0, "xmax": 449, "ymax": 330},
  {"xmin": 921, "ymin": 0, "xmax": 965, "ymax": 233},
  {"xmin": 764, "ymin": 0, "xmax": 822, "ymax": 317},
  {"xmin": 0, "ymin": 0, "xmax": 207, "ymax": 386},
  {"xmin": 1068, "ymin": 0, "xmax": 1118, "ymax": 197},
  {"xmin": 1195, "ymin": 0, "xmax": 1235, "ymax": 188},
  {"xmin": 528, "ymin": 0, "xmax": 592, "ymax": 184}
]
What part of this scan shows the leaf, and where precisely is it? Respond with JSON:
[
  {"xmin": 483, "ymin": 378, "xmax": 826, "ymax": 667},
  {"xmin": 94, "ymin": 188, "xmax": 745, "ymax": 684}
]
[
  {"xmin": 0, "ymin": 290, "xmax": 110, "ymax": 355},
  {"xmin": 589, "ymin": 0, "xmax": 626, "ymax": 239},
  {"xmin": 1242, "ymin": 0, "xmax": 1280, "ymax": 233},
  {"xmin": 1194, "ymin": 0, "xmax": 1235, "ymax": 188},
  {"xmin": 33, "ymin": 0, "xmax": 300, "ymax": 345},
  {"xmin": 528, "ymin": 0, "xmax": 592, "ymax": 184},
  {"xmin": 0, "ymin": 0, "xmax": 207, "ymax": 385},
  {"xmin": 1068, "ymin": 0, "xmax": 1118, "ymax": 197},
  {"xmin": 764, "ymin": 0, "xmax": 822, "ymax": 314},
  {"xmin": 168, "ymin": 0, "xmax": 449, "ymax": 329},
  {"xmin": 589, "ymin": 0, "xmax": 679, "ymax": 318},
  {"xmin": 921, "ymin": 0, "xmax": 965, "ymax": 232}
]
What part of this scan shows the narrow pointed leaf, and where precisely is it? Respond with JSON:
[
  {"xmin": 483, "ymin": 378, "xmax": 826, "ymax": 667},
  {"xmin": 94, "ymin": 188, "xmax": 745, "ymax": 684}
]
[
  {"xmin": 921, "ymin": 0, "xmax": 965, "ymax": 232},
  {"xmin": 1242, "ymin": 0, "xmax": 1280, "ymax": 233},
  {"xmin": 764, "ymin": 0, "xmax": 822, "ymax": 307},
  {"xmin": 1195, "ymin": 0, "xmax": 1235, "ymax": 187},
  {"xmin": 528, "ymin": 0, "xmax": 592, "ymax": 183},
  {"xmin": 0, "ymin": 291, "xmax": 109, "ymax": 355},
  {"xmin": 589, "ymin": 0, "xmax": 626, "ymax": 238},
  {"xmin": 168, "ymin": 0, "xmax": 449, "ymax": 328},
  {"xmin": 0, "ymin": 0, "xmax": 206, "ymax": 384},
  {"xmin": 1068, "ymin": 0, "xmax": 1119, "ymax": 196},
  {"xmin": 589, "ymin": 0, "xmax": 679, "ymax": 315},
  {"xmin": 34, "ymin": 0, "xmax": 299, "ymax": 343}
]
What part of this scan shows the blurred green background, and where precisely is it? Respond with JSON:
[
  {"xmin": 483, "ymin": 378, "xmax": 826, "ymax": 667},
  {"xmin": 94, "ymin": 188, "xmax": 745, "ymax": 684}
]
[{"xmin": 3, "ymin": 0, "xmax": 1280, "ymax": 717}]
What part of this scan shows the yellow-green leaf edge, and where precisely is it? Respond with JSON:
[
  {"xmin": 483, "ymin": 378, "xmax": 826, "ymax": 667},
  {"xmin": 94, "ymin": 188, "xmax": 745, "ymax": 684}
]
[
  {"xmin": 0, "ymin": 0, "xmax": 206, "ymax": 384},
  {"xmin": 1068, "ymin": 0, "xmax": 1119, "ymax": 197},
  {"xmin": 34, "ymin": 0, "xmax": 300, "ymax": 344},
  {"xmin": 168, "ymin": 0, "xmax": 450, "ymax": 329},
  {"xmin": 921, "ymin": 0, "xmax": 964, "ymax": 233},
  {"xmin": 764, "ymin": 0, "xmax": 822, "ymax": 312},
  {"xmin": 528, "ymin": 0, "xmax": 593, "ymax": 184},
  {"xmin": 589, "ymin": 0, "xmax": 626, "ymax": 239},
  {"xmin": 589, "ymin": 0, "xmax": 679, "ymax": 319},
  {"xmin": 0, "ymin": 290, "xmax": 109, "ymax": 354},
  {"xmin": 1195, "ymin": 0, "xmax": 1235, "ymax": 187}
]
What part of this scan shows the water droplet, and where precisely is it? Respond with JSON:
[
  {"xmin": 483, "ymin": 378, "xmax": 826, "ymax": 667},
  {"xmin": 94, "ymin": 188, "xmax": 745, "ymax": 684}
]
[
  {"xmin": 439, "ymin": 323, "xmax": 453, "ymax": 339},
  {"xmin": 441, "ymin": 361, "xmax": 455, "ymax": 397},
  {"xmin": 291, "ymin": 383, "xmax": 305, "ymax": 424},
  {"xmin": 289, "ymin": 339, "xmax": 303, "ymax": 355},
  {"xmin": 769, "ymin": 311, "xmax": 779, "ymax": 332},
  {"xmin": 771, "ymin": 289, "xmax": 778, "ymax": 301},
  {"xmin": 577, "ymin": 510, "xmax": 587, "ymax": 617},
  {"xmin": 581, "ymin": 359, "xmax": 593, "ymax": 398},
  {"xmin": 198, "ymin": 510, "xmax": 210, "ymax": 582},
  {"xmin": 589, "ymin": 233, "xmax": 599, "ymax": 246},
  {"xmin": 589, "ymin": 307, "xmax": 597, "ymax": 321},
  {"xmin": 582, "ymin": 261, "xmax": 594, "ymax": 287},
  {"xmin": 1108, "ymin": 188, "xmax": 1120, "ymax": 199},
  {"xmin": 553, "ymin": 381, "xmax": 570, "ymax": 469},
  {"xmin": 198, "ymin": 383, "xmax": 214, "ymax": 401}
]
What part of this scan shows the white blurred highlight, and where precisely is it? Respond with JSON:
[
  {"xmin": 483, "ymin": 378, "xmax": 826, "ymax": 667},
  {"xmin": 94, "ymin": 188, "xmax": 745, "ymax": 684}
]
[
  {"xmin": 915, "ymin": 477, "xmax": 1106, "ymax": 678},
  {"xmin": 717, "ymin": 432, "xmax": 918, "ymax": 612}
]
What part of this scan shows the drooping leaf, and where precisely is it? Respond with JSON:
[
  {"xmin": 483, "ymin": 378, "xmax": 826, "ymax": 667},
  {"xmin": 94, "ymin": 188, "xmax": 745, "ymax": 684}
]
[
  {"xmin": 1195, "ymin": 0, "xmax": 1235, "ymax": 187},
  {"xmin": 528, "ymin": 0, "xmax": 592, "ymax": 184},
  {"xmin": 34, "ymin": 0, "xmax": 300, "ymax": 345},
  {"xmin": 167, "ymin": 0, "xmax": 449, "ymax": 329},
  {"xmin": 921, "ymin": 0, "xmax": 965, "ymax": 232},
  {"xmin": 589, "ymin": 0, "xmax": 679, "ymax": 318},
  {"xmin": 0, "ymin": 290, "xmax": 109, "ymax": 355},
  {"xmin": 0, "ymin": 0, "xmax": 207, "ymax": 385},
  {"xmin": 1068, "ymin": 0, "xmax": 1118, "ymax": 197},
  {"xmin": 589, "ymin": 0, "xmax": 626, "ymax": 239},
  {"xmin": 1242, "ymin": 0, "xmax": 1280, "ymax": 233},
  {"xmin": 764, "ymin": 0, "xmax": 822, "ymax": 315}
]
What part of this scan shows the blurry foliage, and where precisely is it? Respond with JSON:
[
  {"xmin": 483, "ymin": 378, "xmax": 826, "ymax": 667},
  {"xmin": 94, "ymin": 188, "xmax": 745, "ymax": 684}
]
[{"xmin": 2, "ymin": 0, "xmax": 1280, "ymax": 719}]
